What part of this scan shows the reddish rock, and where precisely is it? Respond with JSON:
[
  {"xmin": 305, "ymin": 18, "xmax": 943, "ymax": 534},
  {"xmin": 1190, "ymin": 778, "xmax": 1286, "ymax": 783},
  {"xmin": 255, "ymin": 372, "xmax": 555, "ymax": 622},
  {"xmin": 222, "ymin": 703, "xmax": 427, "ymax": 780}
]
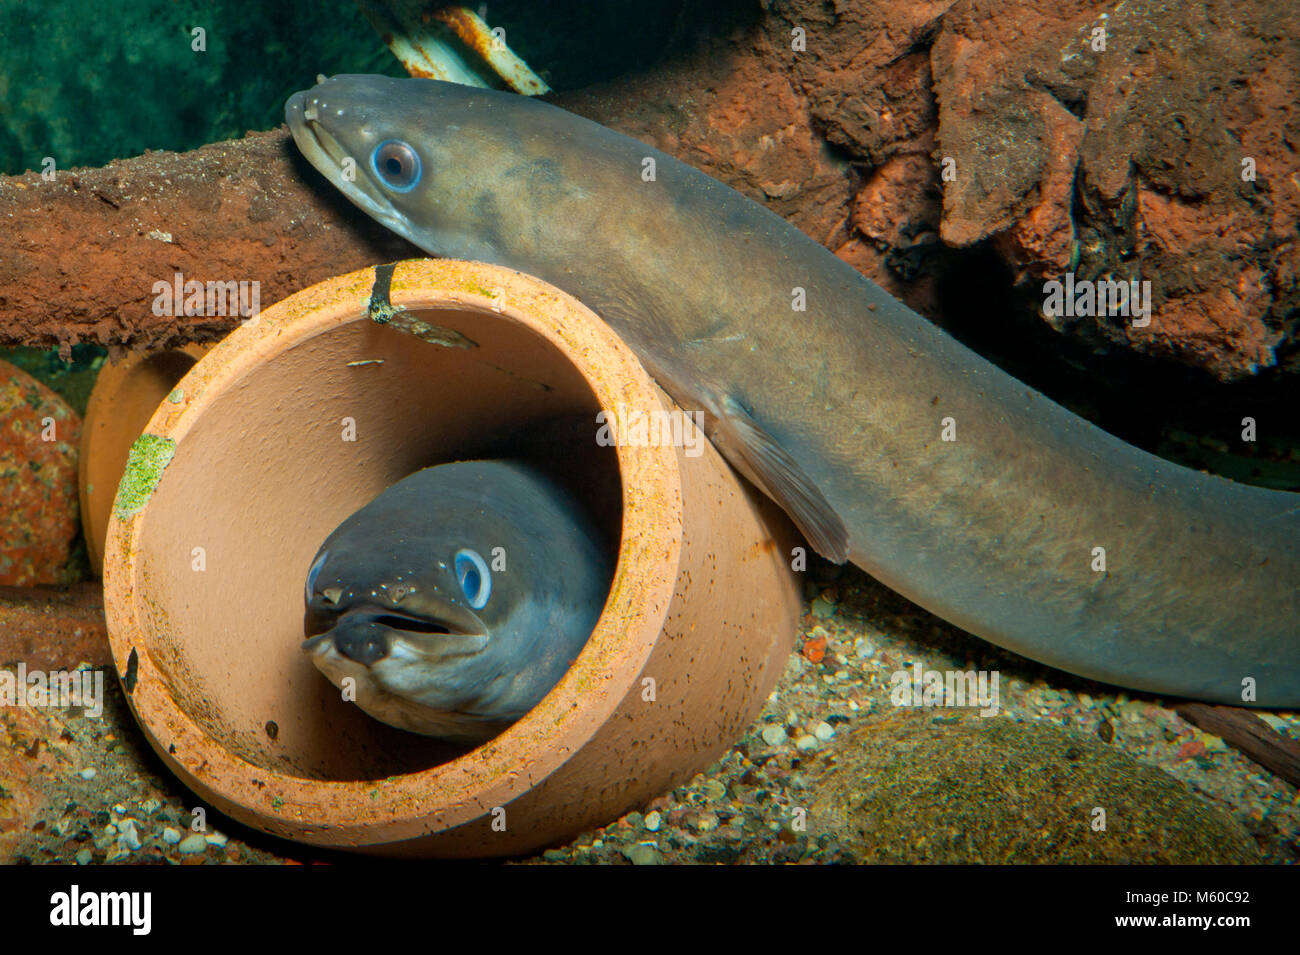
[
  {"xmin": 0, "ymin": 583, "xmax": 111, "ymax": 670},
  {"xmin": 929, "ymin": 0, "xmax": 1299, "ymax": 379},
  {"xmin": 802, "ymin": 635, "xmax": 827, "ymax": 664},
  {"xmin": 0, "ymin": 360, "xmax": 81, "ymax": 586}
]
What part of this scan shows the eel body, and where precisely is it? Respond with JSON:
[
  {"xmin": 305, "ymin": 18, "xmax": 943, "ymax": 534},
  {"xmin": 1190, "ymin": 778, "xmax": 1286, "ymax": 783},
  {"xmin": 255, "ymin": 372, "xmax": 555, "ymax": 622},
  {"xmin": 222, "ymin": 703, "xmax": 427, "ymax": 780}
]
[
  {"xmin": 303, "ymin": 460, "xmax": 611, "ymax": 742},
  {"xmin": 286, "ymin": 75, "xmax": 1300, "ymax": 707}
]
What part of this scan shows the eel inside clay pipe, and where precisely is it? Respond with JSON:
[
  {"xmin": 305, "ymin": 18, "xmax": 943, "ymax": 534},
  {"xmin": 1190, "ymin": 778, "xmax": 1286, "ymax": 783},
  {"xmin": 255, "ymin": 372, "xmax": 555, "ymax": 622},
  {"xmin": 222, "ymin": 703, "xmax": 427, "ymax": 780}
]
[
  {"xmin": 302, "ymin": 460, "xmax": 611, "ymax": 742},
  {"xmin": 285, "ymin": 74, "xmax": 1300, "ymax": 708}
]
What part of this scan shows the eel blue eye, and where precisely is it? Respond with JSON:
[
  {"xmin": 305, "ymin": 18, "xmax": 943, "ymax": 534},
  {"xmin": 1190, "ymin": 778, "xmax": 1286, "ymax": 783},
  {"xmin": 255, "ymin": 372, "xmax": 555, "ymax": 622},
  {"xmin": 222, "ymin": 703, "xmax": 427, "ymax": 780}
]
[
  {"xmin": 454, "ymin": 548, "xmax": 491, "ymax": 609},
  {"xmin": 306, "ymin": 549, "xmax": 329, "ymax": 603},
  {"xmin": 371, "ymin": 140, "xmax": 422, "ymax": 192}
]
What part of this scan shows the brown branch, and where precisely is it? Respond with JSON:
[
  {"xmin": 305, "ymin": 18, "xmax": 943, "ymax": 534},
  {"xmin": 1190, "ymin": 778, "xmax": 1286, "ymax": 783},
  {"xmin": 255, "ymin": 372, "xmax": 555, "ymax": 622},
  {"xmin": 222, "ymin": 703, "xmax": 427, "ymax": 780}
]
[
  {"xmin": 0, "ymin": 128, "xmax": 420, "ymax": 350},
  {"xmin": 1175, "ymin": 702, "xmax": 1300, "ymax": 789}
]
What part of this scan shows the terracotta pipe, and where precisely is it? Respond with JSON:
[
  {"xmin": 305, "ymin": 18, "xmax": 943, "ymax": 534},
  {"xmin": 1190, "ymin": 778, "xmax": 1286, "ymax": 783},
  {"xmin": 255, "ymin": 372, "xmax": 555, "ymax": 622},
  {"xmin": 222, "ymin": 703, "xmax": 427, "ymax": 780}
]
[
  {"xmin": 79, "ymin": 344, "xmax": 210, "ymax": 575},
  {"xmin": 101, "ymin": 259, "xmax": 801, "ymax": 857}
]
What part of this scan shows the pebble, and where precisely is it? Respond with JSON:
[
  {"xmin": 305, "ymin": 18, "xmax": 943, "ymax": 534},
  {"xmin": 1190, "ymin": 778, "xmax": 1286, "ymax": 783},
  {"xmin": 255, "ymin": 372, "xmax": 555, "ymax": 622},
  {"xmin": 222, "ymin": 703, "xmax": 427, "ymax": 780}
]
[
  {"xmin": 811, "ymin": 596, "xmax": 835, "ymax": 618},
  {"xmin": 140, "ymin": 798, "xmax": 162, "ymax": 814},
  {"xmin": 702, "ymin": 780, "xmax": 727, "ymax": 801},
  {"xmin": 1258, "ymin": 713, "xmax": 1291, "ymax": 735},
  {"xmin": 855, "ymin": 637, "xmax": 875, "ymax": 658},
  {"xmin": 795, "ymin": 734, "xmax": 820, "ymax": 753},
  {"xmin": 814, "ymin": 721, "xmax": 835, "ymax": 741},
  {"xmin": 104, "ymin": 844, "xmax": 130, "ymax": 864},
  {"xmin": 162, "ymin": 827, "xmax": 181, "ymax": 845},
  {"xmin": 117, "ymin": 819, "xmax": 142, "ymax": 851},
  {"xmin": 622, "ymin": 844, "xmax": 662, "ymax": 865},
  {"xmin": 205, "ymin": 831, "xmax": 228, "ymax": 848},
  {"xmin": 79, "ymin": 768, "xmax": 97, "ymax": 780},
  {"xmin": 177, "ymin": 833, "xmax": 207, "ymax": 854},
  {"xmin": 643, "ymin": 811, "xmax": 662, "ymax": 832},
  {"xmin": 75, "ymin": 848, "xmax": 93, "ymax": 865},
  {"xmin": 761, "ymin": 725, "xmax": 788, "ymax": 746}
]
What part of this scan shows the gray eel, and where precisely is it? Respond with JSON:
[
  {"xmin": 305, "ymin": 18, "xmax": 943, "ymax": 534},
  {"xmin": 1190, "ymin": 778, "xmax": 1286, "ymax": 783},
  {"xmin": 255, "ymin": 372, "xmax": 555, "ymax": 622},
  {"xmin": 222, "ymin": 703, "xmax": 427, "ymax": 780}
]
[
  {"xmin": 303, "ymin": 460, "xmax": 611, "ymax": 742},
  {"xmin": 286, "ymin": 75, "xmax": 1300, "ymax": 707}
]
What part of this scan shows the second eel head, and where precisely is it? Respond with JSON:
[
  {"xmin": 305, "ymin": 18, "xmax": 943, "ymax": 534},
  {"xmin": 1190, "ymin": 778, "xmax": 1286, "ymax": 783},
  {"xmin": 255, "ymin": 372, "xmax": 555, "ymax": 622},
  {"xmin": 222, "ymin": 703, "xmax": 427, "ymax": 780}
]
[{"xmin": 302, "ymin": 460, "xmax": 611, "ymax": 744}]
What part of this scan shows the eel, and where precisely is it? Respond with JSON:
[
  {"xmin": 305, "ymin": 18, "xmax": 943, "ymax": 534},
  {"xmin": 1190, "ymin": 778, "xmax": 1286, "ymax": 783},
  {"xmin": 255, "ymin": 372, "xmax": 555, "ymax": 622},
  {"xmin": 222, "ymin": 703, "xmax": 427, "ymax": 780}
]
[
  {"xmin": 286, "ymin": 74, "xmax": 1300, "ymax": 707},
  {"xmin": 302, "ymin": 460, "xmax": 611, "ymax": 742}
]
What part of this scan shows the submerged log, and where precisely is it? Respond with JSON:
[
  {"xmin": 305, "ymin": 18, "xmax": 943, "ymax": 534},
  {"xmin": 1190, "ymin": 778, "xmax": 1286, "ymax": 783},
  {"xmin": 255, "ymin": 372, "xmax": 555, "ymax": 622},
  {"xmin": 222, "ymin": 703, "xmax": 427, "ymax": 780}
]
[{"xmin": 0, "ymin": 129, "xmax": 419, "ymax": 352}]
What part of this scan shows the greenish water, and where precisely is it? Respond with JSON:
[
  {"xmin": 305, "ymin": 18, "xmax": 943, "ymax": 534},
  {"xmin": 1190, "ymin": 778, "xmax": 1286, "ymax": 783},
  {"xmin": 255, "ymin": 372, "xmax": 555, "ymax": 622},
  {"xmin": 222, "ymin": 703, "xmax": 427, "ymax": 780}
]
[
  {"xmin": 0, "ymin": 0, "xmax": 690, "ymax": 175},
  {"xmin": 0, "ymin": 0, "xmax": 397, "ymax": 175}
]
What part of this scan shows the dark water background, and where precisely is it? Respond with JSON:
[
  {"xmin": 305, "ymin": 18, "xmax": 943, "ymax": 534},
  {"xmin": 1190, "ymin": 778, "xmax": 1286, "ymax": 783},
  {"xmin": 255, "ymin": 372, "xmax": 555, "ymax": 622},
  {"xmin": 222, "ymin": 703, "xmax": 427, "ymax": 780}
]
[{"xmin": 0, "ymin": 0, "xmax": 684, "ymax": 174}]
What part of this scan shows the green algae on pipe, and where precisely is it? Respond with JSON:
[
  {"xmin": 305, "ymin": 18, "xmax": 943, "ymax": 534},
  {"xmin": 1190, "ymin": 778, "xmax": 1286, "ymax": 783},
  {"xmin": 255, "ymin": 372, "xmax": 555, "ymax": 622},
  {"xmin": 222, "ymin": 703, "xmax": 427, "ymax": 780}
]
[
  {"xmin": 285, "ymin": 75, "xmax": 1300, "ymax": 708},
  {"xmin": 113, "ymin": 434, "xmax": 176, "ymax": 521}
]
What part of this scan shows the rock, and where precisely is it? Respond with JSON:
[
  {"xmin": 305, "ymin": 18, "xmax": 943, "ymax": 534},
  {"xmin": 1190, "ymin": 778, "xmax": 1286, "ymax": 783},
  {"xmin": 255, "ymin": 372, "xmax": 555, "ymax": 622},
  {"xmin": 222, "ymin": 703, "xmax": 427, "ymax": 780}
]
[
  {"xmin": 807, "ymin": 711, "xmax": 1263, "ymax": 863},
  {"xmin": 162, "ymin": 827, "xmax": 181, "ymax": 845},
  {"xmin": 621, "ymin": 844, "xmax": 662, "ymax": 865},
  {"xmin": 761, "ymin": 725, "xmax": 788, "ymax": 746},
  {"xmin": 795, "ymin": 734, "xmax": 820, "ymax": 753},
  {"xmin": 927, "ymin": 0, "xmax": 1298, "ymax": 379},
  {"xmin": 643, "ymin": 811, "xmax": 662, "ymax": 832},
  {"xmin": 0, "ymin": 360, "xmax": 81, "ymax": 586},
  {"xmin": 177, "ymin": 833, "xmax": 207, "ymax": 854},
  {"xmin": 814, "ymin": 721, "xmax": 836, "ymax": 741},
  {"xmin": 104, "ymin": 844, "xmax": 129, "ymax": 864},
  {"xmin": 117, "ymin": 819, "xmax": 141, "ymax": 851}
]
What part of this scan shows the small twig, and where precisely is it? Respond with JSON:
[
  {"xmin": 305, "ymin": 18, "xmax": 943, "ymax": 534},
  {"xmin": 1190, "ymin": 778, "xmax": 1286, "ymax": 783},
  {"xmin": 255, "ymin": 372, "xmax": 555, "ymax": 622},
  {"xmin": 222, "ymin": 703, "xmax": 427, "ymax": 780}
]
[{"xmin": 1175, "ymin": 702, "xmax": 1300, "ymax": 788}]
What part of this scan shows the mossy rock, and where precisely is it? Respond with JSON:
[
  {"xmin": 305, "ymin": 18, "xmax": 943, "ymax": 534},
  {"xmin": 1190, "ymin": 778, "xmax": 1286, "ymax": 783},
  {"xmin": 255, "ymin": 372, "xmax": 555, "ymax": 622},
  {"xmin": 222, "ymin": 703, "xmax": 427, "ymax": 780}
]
[{"xmin": 807, "ymin": 711, "xmax": 1261, "ymax": 864}]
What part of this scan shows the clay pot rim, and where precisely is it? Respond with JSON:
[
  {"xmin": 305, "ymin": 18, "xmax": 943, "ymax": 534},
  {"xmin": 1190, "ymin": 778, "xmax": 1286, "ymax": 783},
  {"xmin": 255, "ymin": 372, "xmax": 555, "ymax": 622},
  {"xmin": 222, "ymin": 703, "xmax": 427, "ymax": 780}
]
[
  {"xmin": 103, "ymin": 259, "xmax": 683, "ymax": 841},
  {"xmin": 79, "ymin": 342, "xmax": 211, "ymax": 576}
]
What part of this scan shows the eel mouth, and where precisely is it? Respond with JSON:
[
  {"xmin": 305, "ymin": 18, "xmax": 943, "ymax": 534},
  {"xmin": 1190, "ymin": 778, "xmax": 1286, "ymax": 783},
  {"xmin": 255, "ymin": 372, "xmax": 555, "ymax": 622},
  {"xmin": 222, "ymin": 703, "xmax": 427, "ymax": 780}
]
[
  {"xmin": 303, "ymin": 601, "xmax": 489, "ymax": 666},
  {"xmin": 306, "ymin": 600, "xmax": 487, "ymax": 638},
  {"xmin": 285, "ymin": 91, "xmax": 399, "ymax": 226}
]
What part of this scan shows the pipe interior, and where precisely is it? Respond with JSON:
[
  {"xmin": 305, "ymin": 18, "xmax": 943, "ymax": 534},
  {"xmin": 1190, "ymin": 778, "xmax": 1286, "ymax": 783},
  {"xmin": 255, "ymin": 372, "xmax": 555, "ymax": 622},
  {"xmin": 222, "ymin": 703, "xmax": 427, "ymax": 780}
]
[{"xmin": 128, "ymin": 305, "xmax": 622, "ymax": 781}]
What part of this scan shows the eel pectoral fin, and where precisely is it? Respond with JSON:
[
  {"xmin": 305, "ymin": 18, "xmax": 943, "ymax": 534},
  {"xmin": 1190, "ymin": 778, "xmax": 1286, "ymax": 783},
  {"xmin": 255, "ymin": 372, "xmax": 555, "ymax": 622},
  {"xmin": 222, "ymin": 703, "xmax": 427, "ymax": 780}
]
[{"xmin": 713, "ymin": 395, "xmax": 849, "ymax": 563}]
